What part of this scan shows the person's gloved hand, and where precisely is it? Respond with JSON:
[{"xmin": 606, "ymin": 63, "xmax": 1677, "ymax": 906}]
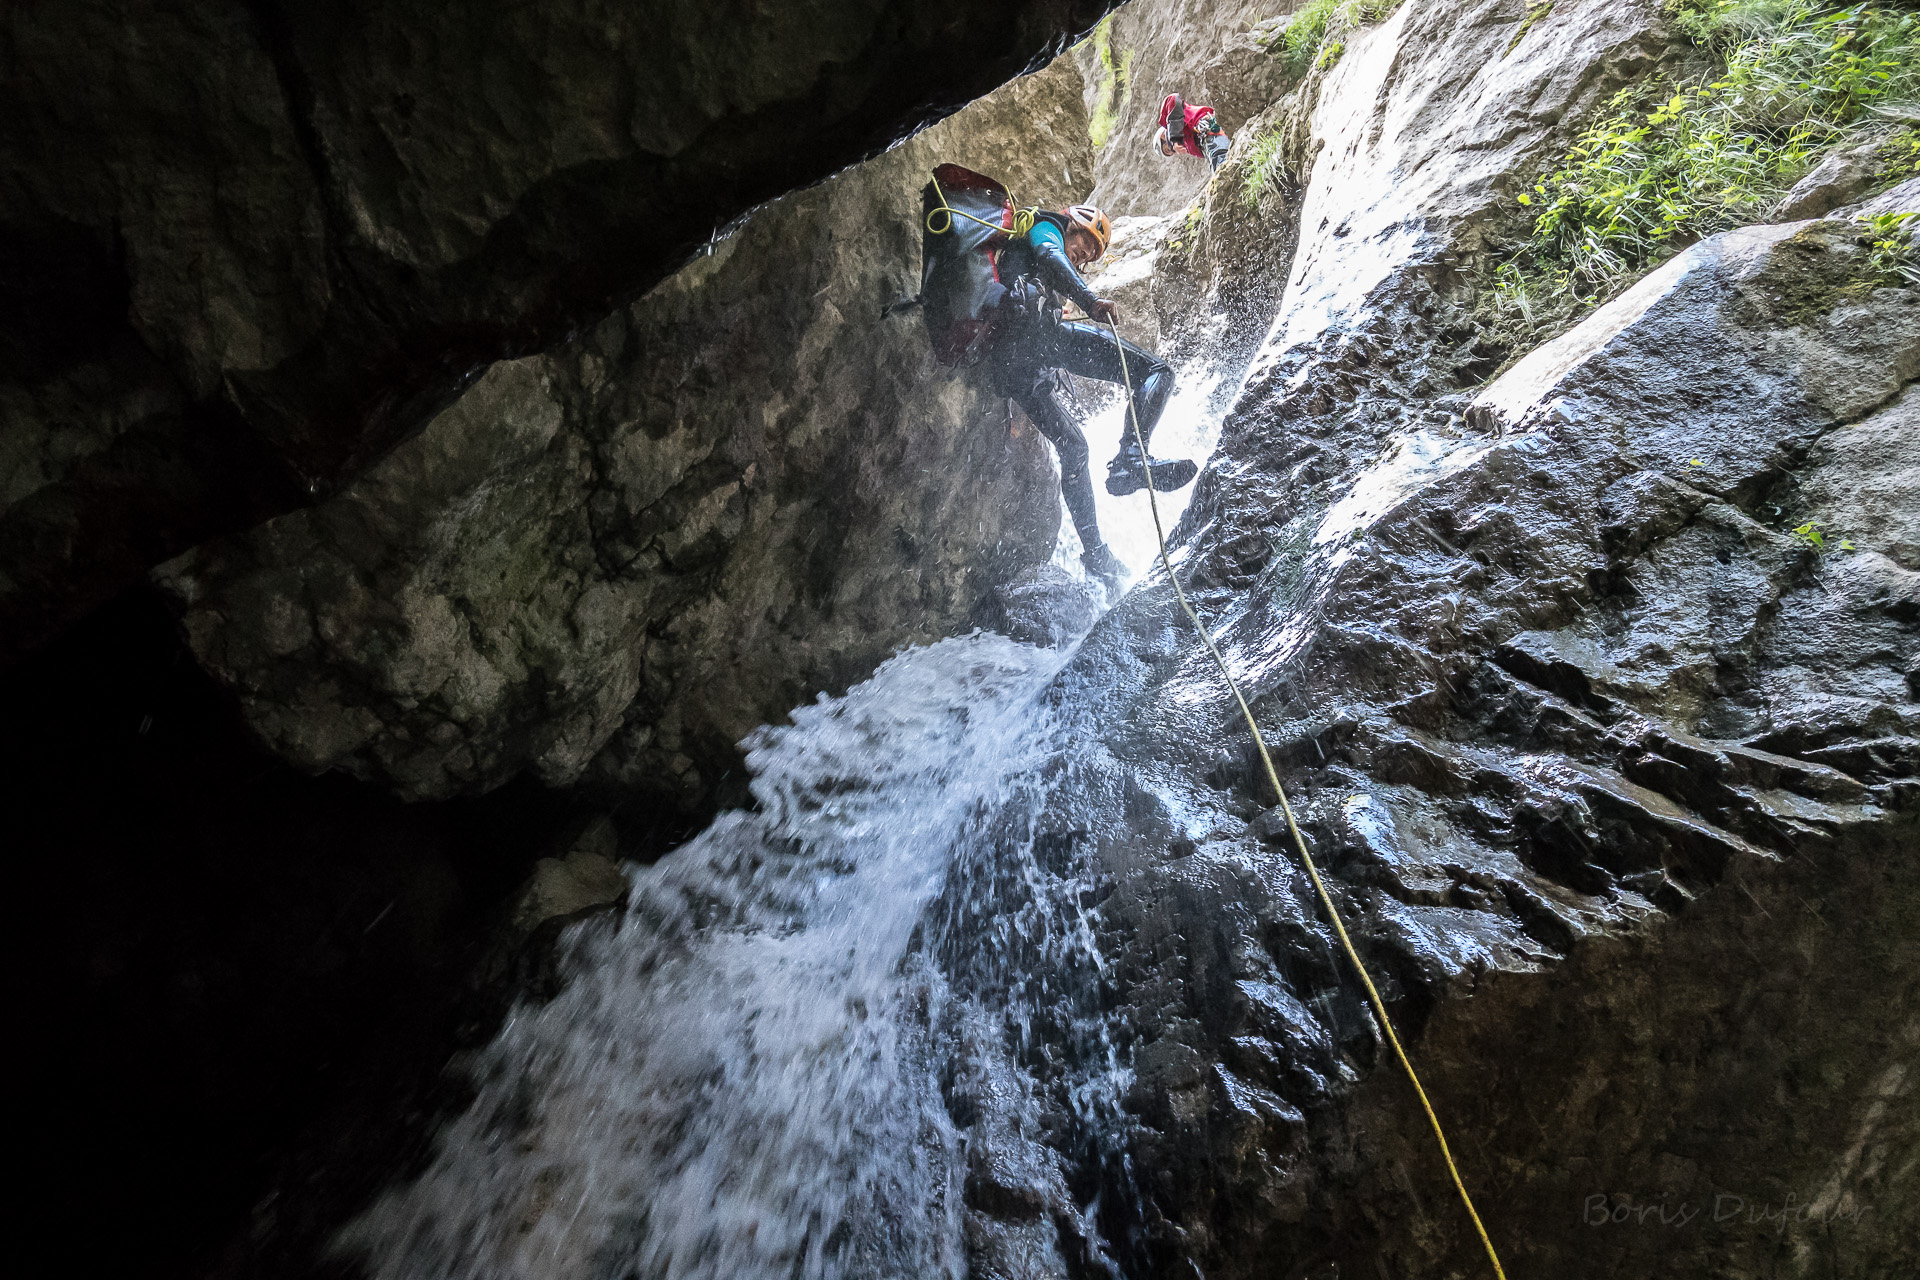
[{"xmin": 1088, "ymin": 299, "xmax": 1120, "ymax": 325}]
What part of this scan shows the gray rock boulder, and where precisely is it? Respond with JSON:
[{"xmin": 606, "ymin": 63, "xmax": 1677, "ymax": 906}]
[
  {"xmin": 1797, "ymin": 388, "xmax": 1920, "ymax": 571},
  {"xmin": 1772, "ymin": 141, "xmax": 1884, "ymax": 220},
  {"xmin": 155, "ymin": 62, "xmax": 1091, "ymax": 807},
  {"xmin": 1472, "ymin": 217, "xmax": 1920, "ymax": 452},
  {"xmin": 989, "ymin": 564, "xmax": 1109, "ymax": 647},
  {"xmin": 508, "ymin": 816, "xmax": 630, "ymax": 937}
]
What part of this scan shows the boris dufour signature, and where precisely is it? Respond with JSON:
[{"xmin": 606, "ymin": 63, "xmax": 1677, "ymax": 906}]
[{"xmin": 1583, "ymin": 1192, "xmax": 1872, "ymax": 1228}]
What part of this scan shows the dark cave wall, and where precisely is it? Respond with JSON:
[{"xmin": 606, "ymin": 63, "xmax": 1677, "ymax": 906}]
[
  {"xmin": 0, "ymin": 0, "xmax": 1115, "ymax": 666},
  {"xmin": 7, "ymin": 588, "xmax": 602, "ymax": 1280},
  {"xmin": 6, "ymin": 30, "xmax": 1099, "ymax": 1280}
]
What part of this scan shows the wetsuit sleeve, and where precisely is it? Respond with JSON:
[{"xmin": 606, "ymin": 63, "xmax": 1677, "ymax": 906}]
[{"xmin": 1027, "ymin": 223, "xmax": 1102, "ymax": 313}]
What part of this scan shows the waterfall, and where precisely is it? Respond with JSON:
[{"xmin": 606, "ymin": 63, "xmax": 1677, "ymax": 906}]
[{"xmin": 337, "ymin": 632, "xmax": 1097, "ymax": 1279}]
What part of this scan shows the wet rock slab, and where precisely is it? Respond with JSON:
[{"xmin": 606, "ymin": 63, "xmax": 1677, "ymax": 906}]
[{"xmin": 941, "ymin": 3, "xmax": 1920, "ymax": 1277}]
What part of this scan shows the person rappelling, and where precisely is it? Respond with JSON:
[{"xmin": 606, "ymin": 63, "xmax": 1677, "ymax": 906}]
[
  {"xmin": 916, "ymin": 163, "xmax": 1197, "ymax": 589},
  {"xmin": 1155, "ymin": 93, "xmax": 1232, "ymax": 171}
]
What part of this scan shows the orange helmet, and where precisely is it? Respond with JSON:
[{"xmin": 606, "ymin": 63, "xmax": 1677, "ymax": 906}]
[{"xmin": 1061, "ymin": 203, "xmax": 1112, "ymax": 259}]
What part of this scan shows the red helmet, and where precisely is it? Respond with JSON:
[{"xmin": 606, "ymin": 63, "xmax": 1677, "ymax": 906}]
[{"xmin": 1061, "ymin": 203, "xmax": 1112, "ymax": 259}]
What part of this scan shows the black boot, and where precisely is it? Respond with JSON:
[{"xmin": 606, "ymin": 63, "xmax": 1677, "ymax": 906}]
[
  {"xmin": 1105, "ymin": 441, "xmax": 1197, "ymax": 496},
  {"xmin": 1080, "ymin": 540, "xmax": 1128, "ymax": 591}
]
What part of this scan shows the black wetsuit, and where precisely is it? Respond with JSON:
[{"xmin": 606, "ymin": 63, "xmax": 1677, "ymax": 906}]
[{"xmin": 988, "ymin": 220, "xmax": 1174, "ymax": 553}]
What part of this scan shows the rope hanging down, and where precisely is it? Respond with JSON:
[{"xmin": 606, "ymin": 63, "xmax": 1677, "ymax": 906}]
[{"xmin": 1105, "ymin": 320, "xmax": 1509, "ymax": 1280}]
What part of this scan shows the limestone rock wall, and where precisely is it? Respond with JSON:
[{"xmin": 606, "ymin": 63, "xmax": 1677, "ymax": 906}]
[
  {"xmin": 1071, "ymin": 0, "xmax": 1307, "ymax": 393},
  {"xmin": 155, "ymin": 61, "xmax": 1093, "ymax": 809},
  {"xmin": 1074, "ymin": 0, "xmax": 1295, "ymax": 219},
  {"xmin": 16, "ymin": 2, "xmax": 1920, "ymax": 1275}
]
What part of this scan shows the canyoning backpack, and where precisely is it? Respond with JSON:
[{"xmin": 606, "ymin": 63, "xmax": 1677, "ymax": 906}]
[{"xmin": 918, "ymin": 164, "xmax": 1075, "ymax": 367}]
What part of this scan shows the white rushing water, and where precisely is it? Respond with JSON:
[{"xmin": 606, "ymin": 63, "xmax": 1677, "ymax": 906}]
[
  {"xmin": 338, "ymin": 634, "xmax": 1075, "ymax": 1280},
  {"xmin": 1050, "ymin": 349, "xmax": 1236, "ymax": 581}
]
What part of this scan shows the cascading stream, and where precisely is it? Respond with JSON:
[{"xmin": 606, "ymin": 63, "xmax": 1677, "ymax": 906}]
[
  {"xmin": 329, "ymin": 291, "xmax": 1506, "ymax": 1274},
  {"xmin": 337, "ymin": 634, "xmax": 1083, "ymax": 1279}
]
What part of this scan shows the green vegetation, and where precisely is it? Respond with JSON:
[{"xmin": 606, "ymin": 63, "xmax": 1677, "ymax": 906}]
[
  {"xmin": 1274, "ymin": 0, "xmax": 1403, "ymax": 79},
  {"xmin": 1280, "ymin": 0, "xmax": 1342, "ymax": 77},
  {"xmin": 1230, "ymin": 0, "xmax": 1409, "ymax": 217},
  {"xmin": 1860, "ymin": 208, "xmax": 1920, "ymax": 281},
  {"xmin": 1241, "ymin": 127, "xmax": 1290, "ymax": 209},
  {"xmin": 1881, "ymin": 127, "xmax": 1920, "ymax": 176},
  {"xmin": 1494, "ymin": 1, "xmax": 1920, "ymax": 335},
  {"xmin": 1791, "ymin": 519, "xmax": 1857, "ymax": 550},
  {"xmin": 1165, "ymin": 201, "xmax": 1207, "ymax": 255},
  {"xmin": 1086, "ymin": 16, "xmax": 1136, "ymax": 149}
]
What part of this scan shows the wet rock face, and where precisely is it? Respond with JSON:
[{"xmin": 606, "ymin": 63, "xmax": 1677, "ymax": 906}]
[
  {"xmin": 0, "ymin": 0, "xmax": 1113, "ymax": 664},
  {"xmin": 946, "ymin": 2, "xmax": 1917, "ymax": 1276},
  {"xmin": 156, "ymin": 63, "xmax": 1090, "ymax": 808}
]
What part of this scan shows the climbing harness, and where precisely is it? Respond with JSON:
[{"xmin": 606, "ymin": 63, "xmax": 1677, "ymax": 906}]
[{"xmin": 1106, "ymin": 320, "xmax": 1509, "ymax": 1280}]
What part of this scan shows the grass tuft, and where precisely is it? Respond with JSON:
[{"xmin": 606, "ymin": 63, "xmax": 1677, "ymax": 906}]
[
  {"xmin": 1241, "ymin": 128, "xmax": 1290, "ymax": 209},
  {"xmin": 1086, "ymin": 16, "xmax": 1136, "ymax": 150},
  {"xmin": 1275, "ymin": 0, "xmax": 1403, "ymax": 80},
  {"xmin": 1506, "ymin": 1, "xmax": 1557, "ymax": 57}
]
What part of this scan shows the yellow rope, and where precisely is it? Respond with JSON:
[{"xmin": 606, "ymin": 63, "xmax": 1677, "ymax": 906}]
[
  {"xmin": 1105, "ymin": 319, "xmax": 1509, "ymax": 1280},
  {"xmin": 925, "ymin": 173, "xmax": 1037, "ymax": 239}
]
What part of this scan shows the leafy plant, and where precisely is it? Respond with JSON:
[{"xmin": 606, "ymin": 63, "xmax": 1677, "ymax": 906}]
[
  {"xmin": 1792, "ymin": 519, "xmax": 1829, "ymax": 547},
  {"xmin": 1790, "ymin": 519, "xmax": 1860, "ymax": 550},
  {"xmin": 1492, "ymin": 2, "xmax": 1920, "ymax": 348},
  {"xmin": 1859, "ymin": 208, "xmax": 1920, "ymax": 282}
]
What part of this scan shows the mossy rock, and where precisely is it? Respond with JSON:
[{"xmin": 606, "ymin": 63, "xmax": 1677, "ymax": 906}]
[{"xmin": 1735, "ymin": 220, "xmax": 1910, "ymax": 328}]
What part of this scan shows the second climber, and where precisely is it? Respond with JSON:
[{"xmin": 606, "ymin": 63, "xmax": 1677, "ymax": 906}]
[{"xmin": 1156, "ymin": 92, "xmax": 1232, "ymax": 171}]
